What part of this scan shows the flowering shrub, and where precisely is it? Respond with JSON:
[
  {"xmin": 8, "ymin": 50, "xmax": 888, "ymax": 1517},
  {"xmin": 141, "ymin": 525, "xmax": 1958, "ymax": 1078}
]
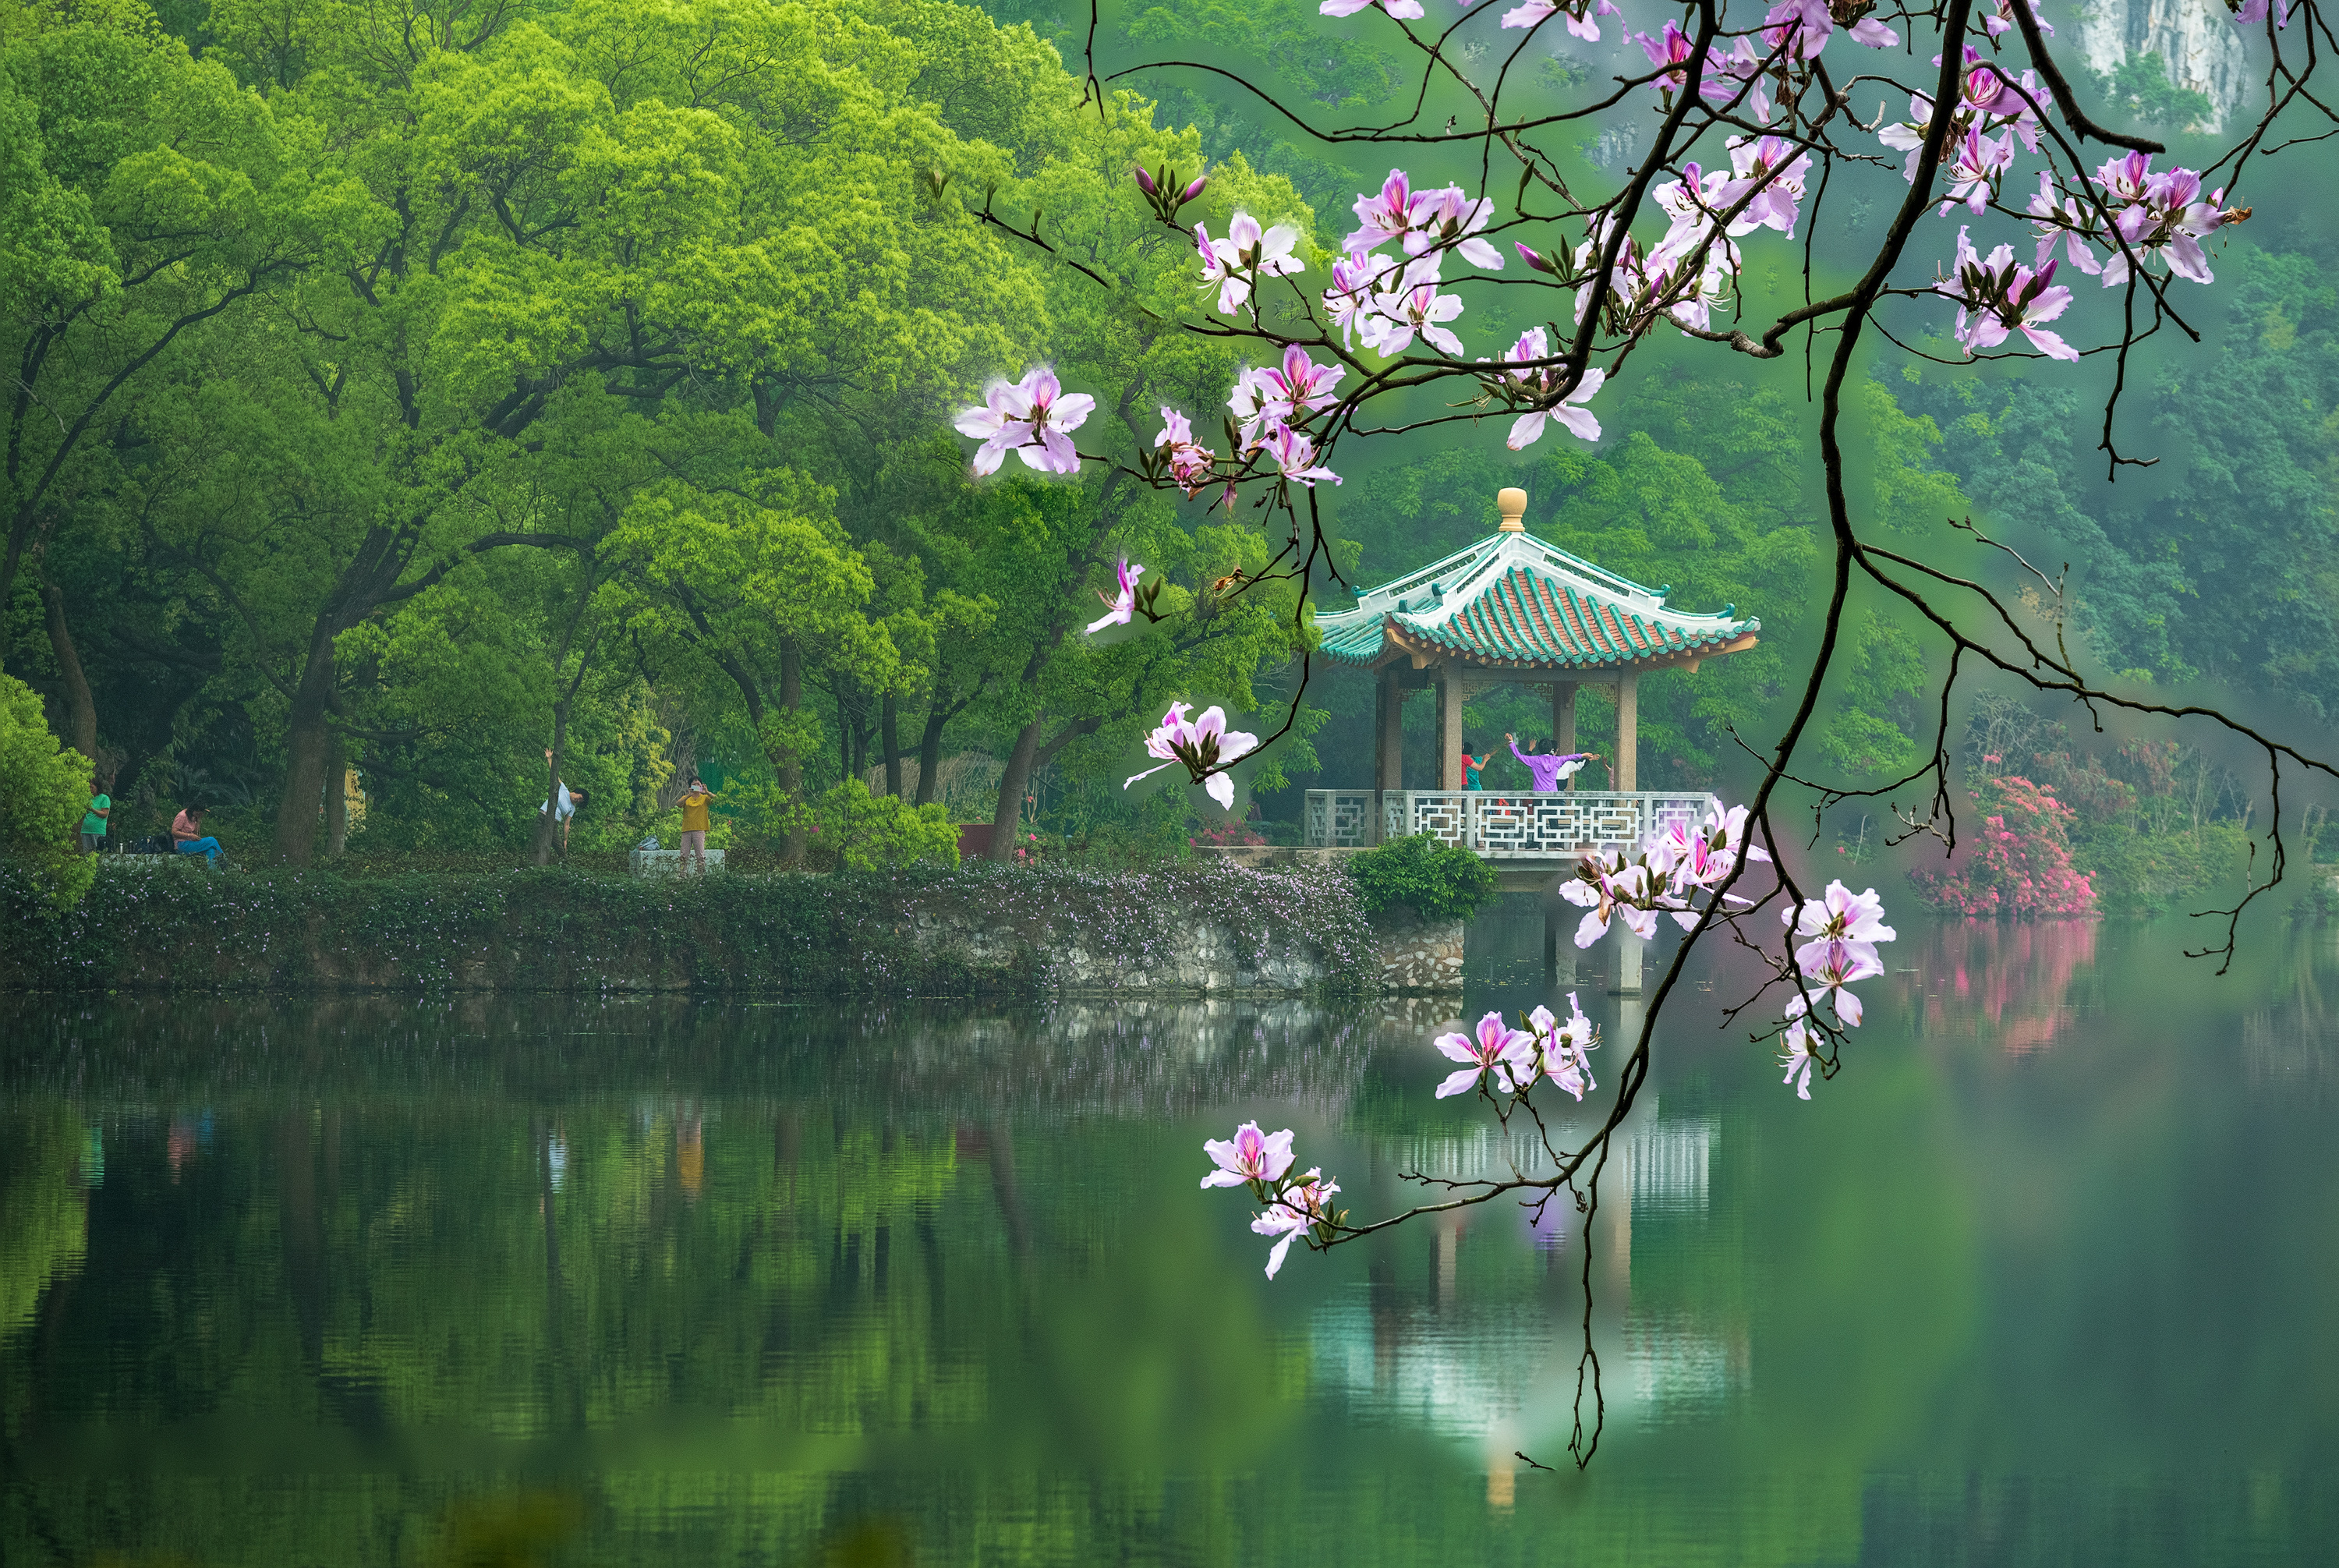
[
  {"xmin": 1190, "ymin": 820, "xmax": 1267, "ymax": 848},
  {"xmin": 1346, "ymin": 834, "xmax": 1496, "ymax": 922},
  {"xmin": 1908, "ymin": 773, "xmax": 2097, "ymax": 918}
]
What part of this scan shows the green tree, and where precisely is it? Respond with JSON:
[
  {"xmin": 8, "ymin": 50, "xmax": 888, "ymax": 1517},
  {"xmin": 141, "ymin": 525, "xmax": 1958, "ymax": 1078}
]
[{"xmin": 0, "ymin": 667, "xmax": 94, "ymax": 904}]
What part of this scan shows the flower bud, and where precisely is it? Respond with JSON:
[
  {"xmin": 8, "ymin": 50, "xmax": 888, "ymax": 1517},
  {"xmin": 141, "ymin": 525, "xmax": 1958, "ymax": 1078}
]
[
  {"xmin": 1134, "ymin": 165, "xmax": 1159, "ymax": 198},
  {"xmin": 1516, "ymin": 242, "xmax": 1555, "ymax": 274},
  {"xmin": 1179, "ymin": 173, "xmax": 1208, "ymax": 205}
]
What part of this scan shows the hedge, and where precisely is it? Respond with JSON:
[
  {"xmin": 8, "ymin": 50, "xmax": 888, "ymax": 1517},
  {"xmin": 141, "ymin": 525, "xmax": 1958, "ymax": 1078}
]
[{"xmin": 0, "ymin": 859, "xmax": 1378, "ymax": 996}]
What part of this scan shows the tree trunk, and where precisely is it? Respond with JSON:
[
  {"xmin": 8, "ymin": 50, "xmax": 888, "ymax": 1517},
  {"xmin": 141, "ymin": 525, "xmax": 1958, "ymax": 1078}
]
[
  {"xmin": 986, "ymin": 718, "xmax": 1042, "ymax": 862},
  {"xmin": 324, "ymin": 731, "xmax": 349, "ymax": 856},
  {"xmin": 271, "ymin": 620, "xmax": 340, "ymax": 865},
  {"xmin": 881, "ymin": 694, "xmax": 903, "ymax": 798},
  {"xmin": 533, "ymin": 699, "xmax": 569, "ymax": 866},
  {"xmin": 40, "ymin": 582, "xmax": 96, "ymax": 759},
  {"xmin": 779, "ymin": 642, "xmax": 805, "ymax": 863},
  {"xmin": 914, "ymin": 696, "xmax": 947, "ymax": 808}
]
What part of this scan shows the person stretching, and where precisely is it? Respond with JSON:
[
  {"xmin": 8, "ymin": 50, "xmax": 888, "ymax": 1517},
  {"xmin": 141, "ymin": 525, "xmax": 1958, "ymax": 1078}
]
[
  {"xmin": 676, "ymin": 776, "xmax": 717, "ymax": 873},
  {"xmin": 1506, "ymin": 732, "xmax": 1599, "ymax": 793},
  {"xmin": 1460, "ymin": 740, "xmax": 1491, "ymax": 791}
]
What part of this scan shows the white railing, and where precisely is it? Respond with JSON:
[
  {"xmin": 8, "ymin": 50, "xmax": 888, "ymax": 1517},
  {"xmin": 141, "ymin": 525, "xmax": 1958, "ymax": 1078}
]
[{"xmin": 1304, "ymin": 789, "xmax": 1717, "ymax": 858}]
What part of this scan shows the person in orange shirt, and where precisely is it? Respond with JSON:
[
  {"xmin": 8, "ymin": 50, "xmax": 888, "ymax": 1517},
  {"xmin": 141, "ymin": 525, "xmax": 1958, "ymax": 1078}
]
[{"xmin": 676, "ymin": 776, "xmax": 717, "ymax": 873}]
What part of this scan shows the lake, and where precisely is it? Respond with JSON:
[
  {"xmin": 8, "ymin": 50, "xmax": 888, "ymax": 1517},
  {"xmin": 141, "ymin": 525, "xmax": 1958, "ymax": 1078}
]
[{"xmin": 4, "ymin": 915, "xmax": 2336, "ymax": 1566}]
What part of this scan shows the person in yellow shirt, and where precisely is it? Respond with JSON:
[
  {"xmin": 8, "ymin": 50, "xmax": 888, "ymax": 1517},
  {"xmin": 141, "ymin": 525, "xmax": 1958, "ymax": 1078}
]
[{"xmin": 677, "ymin": 776, "xmax": 716, "ymax": 873}]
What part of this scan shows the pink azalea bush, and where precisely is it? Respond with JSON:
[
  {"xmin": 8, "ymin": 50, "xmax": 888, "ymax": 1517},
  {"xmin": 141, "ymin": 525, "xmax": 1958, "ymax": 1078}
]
[{"xmin": 1909, "ymin": 773, "xmax": 2097, "ymax": 918}]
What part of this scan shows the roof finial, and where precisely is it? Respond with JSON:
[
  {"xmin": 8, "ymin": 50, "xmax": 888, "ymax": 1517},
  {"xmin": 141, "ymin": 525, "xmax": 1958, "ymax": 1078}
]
[{"xmin": 1496, "ymin": 487, "xmax": 1527, "ymax": 532}]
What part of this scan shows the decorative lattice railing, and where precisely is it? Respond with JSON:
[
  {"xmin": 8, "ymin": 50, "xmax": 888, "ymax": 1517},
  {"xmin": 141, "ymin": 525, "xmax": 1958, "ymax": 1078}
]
[{"xmin": 1304, "ymin": 790, "xmax": 1717, "ymax": 858}]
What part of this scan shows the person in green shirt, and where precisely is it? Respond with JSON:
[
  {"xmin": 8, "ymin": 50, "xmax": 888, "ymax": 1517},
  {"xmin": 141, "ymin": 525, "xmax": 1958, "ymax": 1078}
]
[{"xmin": 80, "ymin": 790, "xmax": 111, "ymax": 853}]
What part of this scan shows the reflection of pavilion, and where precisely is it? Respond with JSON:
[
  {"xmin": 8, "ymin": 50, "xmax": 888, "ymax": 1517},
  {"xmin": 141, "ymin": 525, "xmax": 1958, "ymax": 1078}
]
[
  {"xmin": 1307, "ymin": 486, "xmax": 1757, "ymax": 862},
  {"xmin": 1304, "ymin": 1101, "xmax": 1739, "ymax": 1447}
]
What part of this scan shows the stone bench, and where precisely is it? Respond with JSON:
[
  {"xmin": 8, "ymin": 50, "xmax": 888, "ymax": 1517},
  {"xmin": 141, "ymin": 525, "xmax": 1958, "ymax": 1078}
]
[{"xmin": 629, "ymin": 847, "xmax": 726, "ymax": 876}]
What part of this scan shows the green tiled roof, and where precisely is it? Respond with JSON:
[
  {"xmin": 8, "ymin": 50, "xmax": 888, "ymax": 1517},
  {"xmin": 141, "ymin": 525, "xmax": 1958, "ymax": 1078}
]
[{"xmin": 1314, "ymin": 529, "xmax": 1758, "ymax": 671}]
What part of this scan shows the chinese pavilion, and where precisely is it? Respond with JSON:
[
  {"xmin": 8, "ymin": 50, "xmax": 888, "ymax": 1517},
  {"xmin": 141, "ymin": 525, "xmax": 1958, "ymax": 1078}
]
[{"xmin": 1313, "ymin": 487, "xmax": 1760, "ymax": 798}]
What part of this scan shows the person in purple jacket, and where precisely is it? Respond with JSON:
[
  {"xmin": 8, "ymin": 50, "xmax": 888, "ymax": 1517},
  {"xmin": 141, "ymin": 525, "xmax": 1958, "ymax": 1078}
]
[{"xmin": 1506, "ymin": 732, "xmax": 1599, "ymax": 792}]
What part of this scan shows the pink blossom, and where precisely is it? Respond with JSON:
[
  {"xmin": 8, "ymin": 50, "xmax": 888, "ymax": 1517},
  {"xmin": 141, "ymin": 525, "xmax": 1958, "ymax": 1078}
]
[
  {"xmin": 1347, "ymin": 171, "xmax": 1436, "ymax": 253},
  {"xmin": 1983, "ymin": 0, "xmax": 2053, "ymax": 37},
  {"xmin": 1786, "ymin": 879, "xmax": 1897, "ymax": 947},
  {"xmin": 954, "ymin": 365, "xmax": 1095, "ymax": 476},
  {"xmin": 1526, "ymin": 993, "xmax": 1599, "ymax": 1099},
  {"xmin": 1262, "ymin": 422, "xmax": 1343, "ymax": 488},
  {"xmin": 2234, "ymin": 0, "xmax": 2291, "ymax": 27},
  {"xmin": 1433, "ymin": 1011, "xmax": 1534, "ymax": 1097},
  {"xmin": 1637, "ymin": 21, "xmax": 1696, "ymax": 90},
  {"xmin": 1940, "ymin": 126, "xmax": 2015, "ymax": 215},
  {"xmin": 1124, "ymin": 701, "xmax": 1261, "ymax": 809},
  {"xmin": 1786, "ymin": 937, "xmax": 1885, "ymax": 1027},
  {"xmin": 1697, "ymin": 35, "xmax": 1775, "ymax": 122},
  {"xmin": 1155, "ymin": 406, "xmax": 1221, "ymax": 498},
  {"xmin": 1361, "ymin": 261, "xmax": 1466, "ymax": 356},
  {"xmin": 1195, "ymin": 212, "xmax": 1304, "ymax": 317},
  {"xmin": 1722, "ymin": 134, "xmax": 1813, "ymax": 236},
  {"xmin": 1321, "ymin": 0, "xmax": 1425, "ymax": 17},
  {"xmin": 1498, "ymin": 0, "xmax": 1619, "ymax": 36},
  {"xmin": 1938, "ymin": 227, "xmax": 2079, "ymax": 361},
  {"xmin": 1323, "ymin": 249, "xmax": 1397, "ymax": 347},
  {"xmin": 1251, "ymin": 1169, "xmax": 1339, "ymax": 1278},
  {"xmin": 1406, "ymin": 186, "xmax": 1506, "ymax": 269},
  {"xmin": 1258, "ymin": 344, "xmax": 1347, "ymax": 425},
  {"xmin": 1779, "ymin": 1021, "xmax": 1824, "ymax": 1099},
  {"xmin": 1201, "ymin": 1121, "xmax": 1296, "ymax": 1188},
  {"xmin": 1086, "ymin": 557, "xmax": 1147, "ymax": 634},
  {"xmin": 1497, "ymin": 325, "xmax": 1604, "ymax": 448}
]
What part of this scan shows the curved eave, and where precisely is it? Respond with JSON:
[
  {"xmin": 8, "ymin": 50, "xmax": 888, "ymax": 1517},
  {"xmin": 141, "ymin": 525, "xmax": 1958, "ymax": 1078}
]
[{"xmin": 1383, "ymin": 621, "xmax": 1759, "ymax": 674}]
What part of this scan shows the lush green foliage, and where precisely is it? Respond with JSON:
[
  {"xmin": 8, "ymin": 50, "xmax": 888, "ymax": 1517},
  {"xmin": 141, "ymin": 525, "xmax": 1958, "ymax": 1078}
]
[
  {"xmin": 1346, "ymin": 833, "xmax": 1496, "ymax": 922},
  {"xmin": 0, "ymin": 671, "xmax": 92, "ymax": 906}
]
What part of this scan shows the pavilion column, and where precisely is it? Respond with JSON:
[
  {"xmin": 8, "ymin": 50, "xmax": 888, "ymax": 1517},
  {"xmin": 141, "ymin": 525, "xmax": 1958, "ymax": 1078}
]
[
  {"xmin": 1551, "ymin": 682, "xmax": 1577, "ymax": 791},
  {"xmin": 1614, "ymin": 671, "xmax": 1637, "ymax": 792},
  {"xmin": 1374, "ymin": 666, "xmax": 1405, "ymax": 841},
  {"xmin": 1436, "ymin": 660, "xmax": 1465, "ymax": 789}
]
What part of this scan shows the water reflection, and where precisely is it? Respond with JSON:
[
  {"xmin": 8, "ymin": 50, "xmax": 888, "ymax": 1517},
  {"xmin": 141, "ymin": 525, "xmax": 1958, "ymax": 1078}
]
[{"xmin": 5, "ymin": 919, "xmax": 2339, "ymax": 1563}]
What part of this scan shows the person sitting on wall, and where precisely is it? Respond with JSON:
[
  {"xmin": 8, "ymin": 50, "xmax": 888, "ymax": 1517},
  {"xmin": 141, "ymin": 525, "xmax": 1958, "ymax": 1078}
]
[
  {"xmin": 1505, "ymin": 732, "xmax": 1599, "ymax": 793},
  {"xmin": 171, "ymin": 804, "xmax": 225, "ymax": 865}
]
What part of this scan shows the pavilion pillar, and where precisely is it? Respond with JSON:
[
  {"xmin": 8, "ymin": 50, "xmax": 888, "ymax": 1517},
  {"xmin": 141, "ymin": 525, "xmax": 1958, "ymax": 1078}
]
[
  {"xmin": 1551, "ymin": 682, "xmax": 1577, "ymax": 791},
  {"xmin": 1374, "ymin": 666, "xmax": 1405, "ymax": 841},
  {"xmin": 1437, "ymin": 660, "xmax": 1465, "ymax": 790},
  {"xmin": 1614, "ymin": 671, "xmax": 1637, "ymax": 792}
]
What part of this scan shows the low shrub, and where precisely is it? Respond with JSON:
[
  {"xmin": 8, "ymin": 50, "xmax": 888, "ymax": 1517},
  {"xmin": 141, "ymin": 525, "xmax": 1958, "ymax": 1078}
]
[{"xmin": 1347, "ymin": 834, "xmax": 1497, "ymax": 922}]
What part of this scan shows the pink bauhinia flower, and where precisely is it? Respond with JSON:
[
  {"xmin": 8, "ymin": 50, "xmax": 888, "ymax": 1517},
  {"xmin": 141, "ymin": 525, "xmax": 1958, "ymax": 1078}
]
[
  {"xmin": 1433, "ymin": 1011, "xmax": 1534, "ymax": 1097},
  {"xmin": 1499, "ymin": 0, "xmax": 1619, "ymax": 37},
  {"xmin": 1785, "ymin": 879, "xmax": 1898, "ymax": 975},
  {"xmin": 1940, "ymin": 125, "xmax": 2015, "ymax": 215},
  {"xmin": 1086, "ymin": 556, "xmax": 1147, "ymax": 634},
  {"xmin": 1786, "ymin": 936, "xmax": 1886, "ymax": 1027},
  {"xmin": 1262, "ymin": 422, "xmax": 1343, "ymax": 488},
  {"xmin": 1877, "ymin": 93, "xmax": 1936, "ymax": 182},
  {"xmin": 1321, "ymin": 0, "xmax": 1425, "ymax": 17},
  {"xmin": 1347, "ymin": 170, "xmax": 1437, "ymax": 253},
  {"xmin": 1406, "ymin": 186, "xmax": 1506, "ymax": 268},
  {"xmin": 1361, "ymin": 262, "xmax": 1466, "ymax": 356},
  {"xmin": 1196, "ymin": 212, "xmax": 1304, "ymax": 317},
  {"xmin": 1323, "ymin": 249, "xmax": 1396, "ymax": 346},
  {"xmin": 2103, "ymin": 165, "xmax": 2235, "ymax": 287},
  {"xmin": 1637, "ymin": 20, "xmax": 1696, "ymax": 90},
  {"xmin": 953, "ymin": 365, "xmax": 1094, "ymax": 476},
  {"xmin": 1228, "ymin": 365, "xmax": 1276, "ymax": 446},
  {"xmin": 1765, "ymin": 0, "xmax": 1896, "ymax": 58},
  {"xmin": 2234, "ymin": 0, "xmax": 2291, "ymax": 28},
  {"xmin": 1779, "ymin": 1021, "xmax": 1824, "ymax": 1099},
  {"xmin": 2028, "ymin": 171, "xmax": 2104, "ymax": 274},
  {"xmin": 1560, "ymin": 855, "xmax": 1655, "ymax": 946},
  {"xmin": 1983, "ymin": 0, "xmax": 2052, "ymax": 37},
  {"xmin": 1155, "ymin": 406, "xmax": 1221, "ymax": 498},
  {"xmin": 1251, "ymin": 1169, "xmax": 1339, "ymax": 1278},
  {"xmin": 1497, "ymin": 326, "xmax": 1605, "ymax": 449},
  {"xmin": 1939, "ymin": 228, "xmax": 2079, "ymax": 360},
  {"xmin": 1697, "ymin": 35, "xmax": 1775, "ymax": 122},
  {"xmin": 1124, "ymin": 701, "xmax": 1260, "ymax": 809},
  {"xmin": 1258, "ymin": 344, "xmax": 1347, "ymax": 425},
  {"xmin": 1722, "ymin": 134, "xmax": 1814, "ymax": 235},
  {"xmin": 1201, "ymin": 1120, "xmax": 1296, "ymax": 1188},
  {"xmin": 1526, "ymin": 994, "xmax": 1599, "ymax": 1099}
]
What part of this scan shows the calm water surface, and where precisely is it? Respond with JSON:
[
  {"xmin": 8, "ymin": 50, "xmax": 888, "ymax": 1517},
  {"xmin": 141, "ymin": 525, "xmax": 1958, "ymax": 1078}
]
[{"xmin": 5, "ymin": 916, "xmax": 2339, "ymax": 1566}]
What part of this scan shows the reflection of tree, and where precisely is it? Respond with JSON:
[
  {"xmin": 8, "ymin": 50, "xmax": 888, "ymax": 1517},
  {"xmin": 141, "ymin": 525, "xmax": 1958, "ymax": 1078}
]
[
  {"xmin": 0, "ymin": 1107, "xmax": 87, "ymax": 1339},
  {"xmin": 1905, "ymin": 919, "xmax": 2100, "ymax": 1054}
]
